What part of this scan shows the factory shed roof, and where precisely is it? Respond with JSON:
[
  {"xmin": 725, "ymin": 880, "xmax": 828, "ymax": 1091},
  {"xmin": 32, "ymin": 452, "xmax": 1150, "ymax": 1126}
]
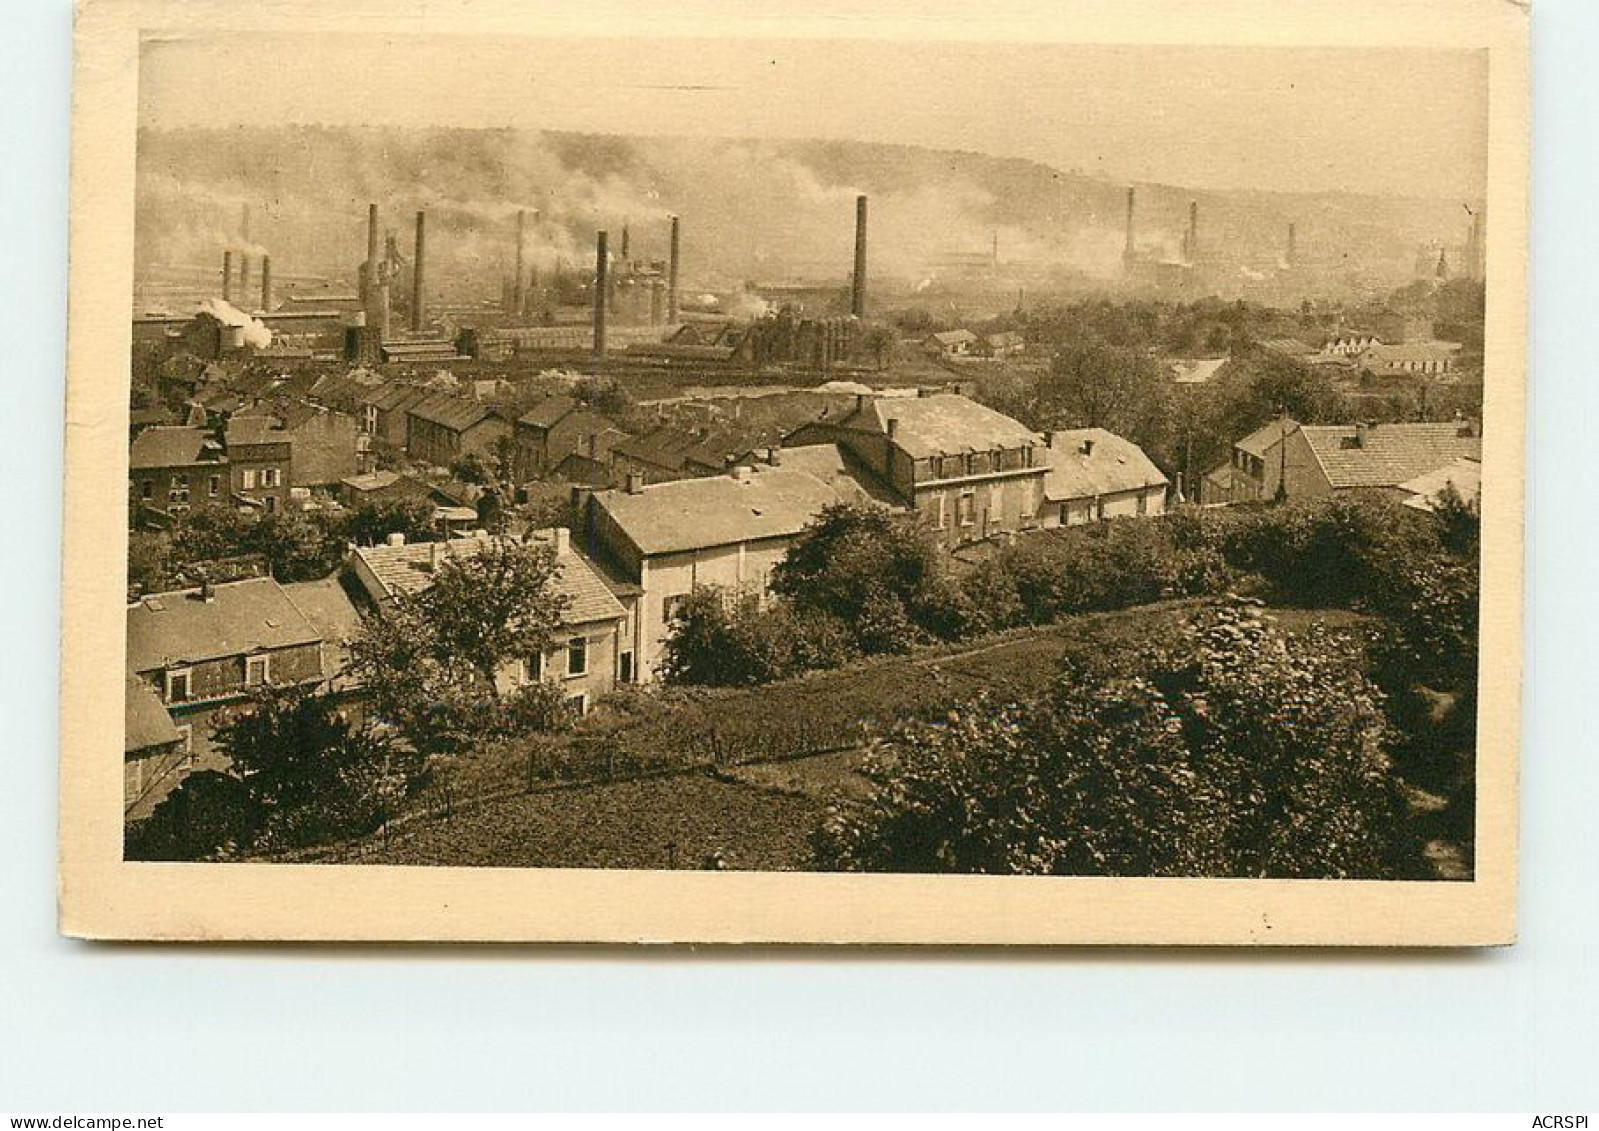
[
  {"xmin": 517, "ymin": 396, "xmax": 580, "ymax": 430},
  {"xmin": 1041, "ymin": 429, "xmax": 1168, "ymax": 502},
  {"xmin": 593, "ymin": 466, "xmax": 846, "ymax": 556},
  {"xmin": 126, "ymin": 577, "xmax": 323, "ymax": 674},
  {"xmin": 129, "ymin": 426, "xmax": 224, "ymax": 470},
  {"xmin": 407, "ymin": 393, "xmax": 508, "ymax": 433},
  {"xmin": 1300, "ymin": 423, "xmax": 1483, "ymax": 490}
]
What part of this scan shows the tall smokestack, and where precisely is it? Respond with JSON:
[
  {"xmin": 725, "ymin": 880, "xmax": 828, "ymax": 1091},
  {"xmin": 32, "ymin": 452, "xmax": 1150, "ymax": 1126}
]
[
  {"xmin": 991, "ymin": 229, "xmax": 999, "ymax": 272},
  {"xmin": 1287, "ymin": 222, "xmax": 1298, "ymax": 266},
  {"xmin": 222, "ymin": 250, "xmax": 233, "ymax": 302},
  {"xmin": 852, "ymin": 194, "xmax": 868, "ymax": 319},
  {"xmin": 621, "ymin": 220, "xmax": 630, "ymax": 260},
  {"xmin": 260, "ymin": 255, "xmax": 272, "ymax": 311},
  {"xmin": 363, "ymin": 202, "xmax": 379, "ymax": 316},
  {"xmin": 667, "ymin": 215, "xmax": 681, "ymax": 324},
  {"xmin": 649, "ymin": 279, "xmax": 663, "ymax": 326},
  {"xmin": 593, "ymin": 230, "xmax": 609, "ymax": 360},
  {"xmin": 411, "ymin": 210, "xmax": 426, "ymax": 332},
  {"xmin": 1186, "ymin": 200, "xmax": 1198, "ymax": 262},
  {"xmin": 239, "ymin": 254, "xmax": 250, "ymax": 301},
  {"xmin": 513, "ymin": 209, "xmax": 527, "ymax": 319},
  {"xmin": 1124, "ymin": 186, "xmax": 1136, "ymax": 261}
]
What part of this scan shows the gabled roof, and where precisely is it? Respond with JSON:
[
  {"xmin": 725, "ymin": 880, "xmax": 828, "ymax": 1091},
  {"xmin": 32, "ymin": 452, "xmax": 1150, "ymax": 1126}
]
[
  {"xmin": 1299, "ymin": 423, "xmax": 1483, "ymax": 490},
  {"xmin": 1041, "ymin": 429, "xmax": 1168, "ymax": 502},
  {"xmin": 224, "ymin": 416, "xmax": 291, "ymax": 450},
  {"xmin": 129, "ymin": 426, "xmax": 224, "ymax": 470},
  {"xmin": 839, "ymin": 393, "xmax": 1041, "ymax": 460},
  {"xmin": 768, "ymin": 444, "xmax": 901, "ymax": 507},
  {"xmin": 360, "ymin": 383, "xmax": 432, "ymax": 415},
  {"xmin": 1360, "ymin": 340, "xmax": 1464, "ymax": 364},
  {"xmin": 517, "ymin": 395, "xmax": 580, "ymax": 430},
  {"xmin": 928, "ymin": 329, "xmax": 979, "ymax": 346},
  {"xmin": 1398, "ymin": 457, "xmax": 1482, "ymax": 513},
  {"xmin": 349, "ymin": 531, "xmax": 626, "ymax": 627},
  {"xmin": 340, "ymin": 470, "xmax": 404, "ymax": 494},
  {"xmin": 1236, "ymin": 418, "xmax": 1300, "ymax": 458},
  {"xmin": 407, "ymin": 393, "xmax": 508, "ymax": 433},
  {"xmin": 126, "ymin": 577, "xmax": 323, "ymax": 674},
  {"xmin": 592, "ymin": 466, "xmax": 848, "ymax": 556},
  {"xmin": 125, "ymin": 673, "xmax": 181, "ymax": 754}
]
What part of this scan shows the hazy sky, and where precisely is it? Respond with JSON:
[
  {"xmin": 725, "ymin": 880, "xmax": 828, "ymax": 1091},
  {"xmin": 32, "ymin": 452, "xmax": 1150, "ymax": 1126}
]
[{"xmin": 139, "ymin": 34, "xmax": 1487, "ymax": 199}]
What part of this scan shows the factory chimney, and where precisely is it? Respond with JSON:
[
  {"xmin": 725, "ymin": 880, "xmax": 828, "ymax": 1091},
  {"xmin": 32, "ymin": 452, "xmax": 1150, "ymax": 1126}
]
[
  {"xmin": 513, "ymin": 209, "xmax": 527, "ymax": 319},
  {"xmin": 851, "ymin": 194, "xmax": 869, "ymax": 318},
  {"xmin": 592, "ymin": 230, "xmax": 609, "ymax": 360},
  {"xmin": 991, "ymin": 229, "xmax": 999, "ymax": 272},
  {"xmin": 260, "ymin": 255, "xmax": 272, "ymax": 312},
  {"xmin": 1286, "ymin": 222, "xmax": 1298, "ymax": 267},
  {"xmin": 1123, "ymin": 186, "xmax": 1136, "ymax": 262},
  {"xmin": 1185, "ymin": 200, "xmax": 1198, "ymax": 262},
  {"xmin": 667, "ymin": 215, "xmax": 681, "ymax": 324},
  {"xmin": 621, "ymin": 219, "xmax": 630, "ymax": 260},
  {"xmin": 238, "ymin": 254, "xmax": 250, "ymax": 302},
  {"xmin": 222, "ymin": 250, "xmax": 233, "ymax": 302},
  {"xmin": 411, "ymin": 210, "xmax": 426, "ymax": 332}
]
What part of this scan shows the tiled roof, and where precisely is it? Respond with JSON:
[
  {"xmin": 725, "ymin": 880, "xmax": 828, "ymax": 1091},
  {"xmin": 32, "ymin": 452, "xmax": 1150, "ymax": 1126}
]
[
  {"xmin": 282, "ymin": 576, "xmax": 365, "ymax": 684},
  {"xmin": 224, "ymin": 417, "xmax": 291, "ymax": 449},
  {"xmin": 129, "ymin": 426, "xmax": 223, "ymax": 470},
  {"xmin": 1041, "ymin": 429, "xmax": 1168, "ymax": 502},
  {"xmin": 592, "ymin": 466, "xmax": 847, "ymax": 556},
  {"xmin": 127, "ymin": 577, "xmax": 323, "ymax": 674},
  {"xmin": 1300, "ymin": 423, "xmax": 1483, "ymax": 490},
  {"xmin": 350, "ymin": 531, "xmax": 626, "ymax": 627},
  {"xmin": 854, "ymin": 394, "xmax": 1041, "ymax": 460},
  {"xmin": 361, "ymin": 383, "xmax": 432, "ymax": 414},
  {"xmin": 125, "ymin": 673, "xmax": 181, "ymax": 754},
  {"xmin": 1236, "ymin": 418, "xmax": 1300, "ymax": 458},
  {"xmin": 769, "ymin": 444, "xmax": 901, "ymax": 507}
]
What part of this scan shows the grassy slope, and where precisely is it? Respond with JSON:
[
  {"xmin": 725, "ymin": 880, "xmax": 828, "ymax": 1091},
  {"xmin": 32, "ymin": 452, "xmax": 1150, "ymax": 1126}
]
[{"xmin": 318, "ymin": 601, "xmax": 1376, "ymax": 871}]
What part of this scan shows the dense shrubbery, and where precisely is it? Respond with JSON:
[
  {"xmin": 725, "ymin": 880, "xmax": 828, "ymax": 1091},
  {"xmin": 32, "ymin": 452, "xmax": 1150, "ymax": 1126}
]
[
  {"xmin": 813, "ymin": 603, "xmax": 1426, "ymax": 880},
  {"xmin": 126, "ymin": 687, "xmax": 427, "ymax": 861}
]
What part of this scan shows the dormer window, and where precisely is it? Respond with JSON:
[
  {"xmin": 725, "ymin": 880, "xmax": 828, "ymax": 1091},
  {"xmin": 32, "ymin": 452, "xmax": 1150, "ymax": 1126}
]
[{"xmin": 165, "ymin": 668, "xmax": 192, "ymax": 704}]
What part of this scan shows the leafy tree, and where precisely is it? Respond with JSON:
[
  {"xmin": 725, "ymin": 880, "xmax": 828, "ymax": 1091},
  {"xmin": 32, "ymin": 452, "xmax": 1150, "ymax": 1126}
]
[
  {"xmin": 772, "ymin": 505, "xmax": 971, "ymax": 654},
  {"xmin": 125, "ymin": 770, "xmax": 261, "ymax": 861},
  {"xmin": 660, "ymin": 587, "xmax": 857, "ymax": 686},
  {"xmin": 815, "ymin": 602, "xmax": 1425, "ymax": 880},
  {"xmin": 342, "ymin": 498, "xmax": 438, "ymax": 547},
  {"xmin": 350, "ymin": 535, "xmax": 572, "ymax": 753}
]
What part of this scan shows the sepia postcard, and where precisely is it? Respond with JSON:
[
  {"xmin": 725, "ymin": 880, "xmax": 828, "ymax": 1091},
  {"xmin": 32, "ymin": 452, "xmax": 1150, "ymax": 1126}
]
[{"xmin": 59, "ymin": 0, "xmax": 1528, "ymax": 944}]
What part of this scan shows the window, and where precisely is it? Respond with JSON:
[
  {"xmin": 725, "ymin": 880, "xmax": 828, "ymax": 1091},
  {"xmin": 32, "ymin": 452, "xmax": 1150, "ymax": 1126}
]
[
  {"xmin": 956, "ymin": 492, "xmax": 976, "ymax": 527},
  {"xmin": 524, "ymin": 651, "xmax": 546, "ymax": 683},
  {"xmin": 140, "ymin": 480, "xmax": 153, "ymax": 501},
  {"xmin": 566, "ymin": 636, "xmax": 588, "ymax": 678},
  {"xmin": 1137, "ymin": 490, "xmax": 1149, "ymax": 516},
  {"xmin": 260, "ymin": 468, "xmax": 281, "ymax": 488},
  {"xmin": 263, "ymin": 496, "xmax": 276, "ymax": 514},
  {"xmin": 618, "ymin": 650, "xmax": 635, "ymax": 684},
  {"xmin": 565, "ymin": 693, "xmax": 588, "ymax": 717},
  {"xmin": 208, "ymin": 475, "xmax": 221, "ymax": 498},
  {"xmin": 242, "ymin": 468, "xmax": 258, "ymax": 489},
  {"xmin": 664, "ymin": 593, "xmax": 690, "ymax": 625},
  {"xmin": 934, "ymin": 494, "xmax": 948, "ymax": 530},
  {"xmin": 166, "ymin": 668, "xmax": 192, "ymax": 704},
  {"xmin": 245, "ymin": 654, "xmax": 270, "ymax": 686}
]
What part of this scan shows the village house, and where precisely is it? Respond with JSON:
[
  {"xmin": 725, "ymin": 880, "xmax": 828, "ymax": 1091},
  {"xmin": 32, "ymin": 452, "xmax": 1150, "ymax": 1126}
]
[
  {"xmin": 982, "ymin": 330, "xmax": 1025, "ymax": 359},
  {"xmin": 1357, "ymin": 340, "xmax": 1464, "ymax": 379},
  {"xmin": 1037, "ymin": 429, "xmax": 1169, "ymax": 526},
  {"xmin": 223, "ymin": 416, "xmax": 293, "ymax": 514},
  {"xmin": 514, "ymin": 396, "xmax": 630, "ymax": 482},
  {"xmin": 580, "ymin": 464, "xmax": 872, "ymax": 679},
  {"xmin": 1321, "ymin": 331, "xmax": 1383, "ymax": 357},
  {"xmin": 608, "ymin": 426, "xmax": 732, "ymax": 485},
  {"xmin": 922, "ymin": 328, "xmax": 980, "ymax": 359},
  {"xmin": 358, "ymin": 383, "xmax": 431, "ymax": 449},
  {"xmin": 346, "ymin": 528, "xmax": 632, "ymax": 713},
  {"xmin": 1204, "ymin": 418, "xmax": 1482, "ymax": 504},
  {"xmin": 405, "ymin": 393, "xmax": 514, "ymax": 469},
  {"xmin": 235, "ymin": 400, "xmax": 365, "ymax": 487},
  {"xmin": 124, "ymin": 575, "xmax": 360, "ymax": 819},
  {"xmin": 128, "ymin": 425, "xmax": 227, "ymax": 523},
  {"xmin": 785, "ymin": 392, "xmax": 1047, "ymax": 548}
]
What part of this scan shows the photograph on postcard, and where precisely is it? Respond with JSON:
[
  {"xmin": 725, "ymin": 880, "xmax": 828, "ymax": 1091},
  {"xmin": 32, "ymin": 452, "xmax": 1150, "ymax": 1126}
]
[{"xmin": 59, "ymin": 1, "xmax": 1528, "ymax": 942}]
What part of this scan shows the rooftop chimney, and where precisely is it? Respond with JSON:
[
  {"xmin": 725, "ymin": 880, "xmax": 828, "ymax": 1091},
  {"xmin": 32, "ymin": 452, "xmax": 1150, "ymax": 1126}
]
[
  {"xmin": 667, "ymin": 215, "xmax": 681, "ymax": 324},
  {"xmin": 513, "ymin": 209, "xmax": 527, "ymax": 319},
  {"xmin": 429, "ymin": 539, "xmax": 443, "ymax": 570},
  {"xmin": 386, "ymin": 532, "xmax": 405, "ymax": 547},
  {"xmin": 592, "ymin": 230, "xmax": 609, "ymax": 360},
  {"xmin": 411, "ymin": 210, "xmax": 427, "ymax": 332},
  {"xmin": 1124, "ymin": 186, "xmax": 1136, "ymax": 261},
  {"xmin": 222, "ymin": 250, "xmax": 233, "ymax": 302},
  {"xmin": 1355, "ymin": 421, "xmax": 1372, "ymax": 448},
  {"xmin": 851, "ymin": 195, "xmax": 869, "ymax": 318},
  {"xmin": 1081, "ymin": 438, "xmax": 1096, "ymax": 457},
  {"xmin": 260, "ymin": 255, "xmax": 272, "ymax": 312},
  {"xmin": 626, "ymin": 471, "xmax": 645, "ymax": 495}
]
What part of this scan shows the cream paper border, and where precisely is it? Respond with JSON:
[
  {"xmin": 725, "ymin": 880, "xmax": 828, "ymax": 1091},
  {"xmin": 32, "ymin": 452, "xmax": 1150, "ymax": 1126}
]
[{"xmin": 59, "ymin": 0, "xmax": 1528, "ymax": 944}]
